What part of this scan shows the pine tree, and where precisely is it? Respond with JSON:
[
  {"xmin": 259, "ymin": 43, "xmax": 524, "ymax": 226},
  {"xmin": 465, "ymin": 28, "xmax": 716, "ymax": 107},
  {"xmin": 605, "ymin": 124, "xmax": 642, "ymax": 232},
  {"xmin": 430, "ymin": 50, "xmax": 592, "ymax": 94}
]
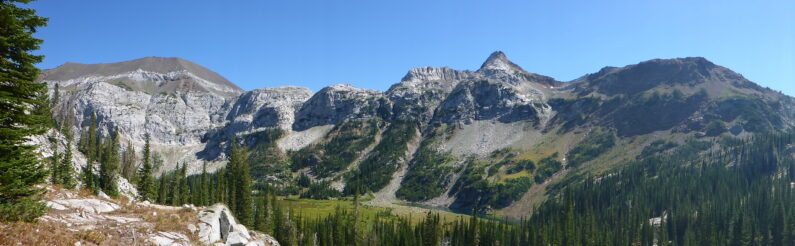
[
  {"xmin": 0, "ymin": 0, "xmax": 50, "ymax": 221},
  {"xmin": 51, "ymin": 83, "xmax": 59, "ymax": 108},
  {"xmin": 230, "ymin": 142, "xmax": 253, "ymax": 226},
  {"xmin": 272, "ymin": 197, "xmax": 285, "ymax": 244},
  {"xmin": 121, "ymin": 141, "xmax": 136, "ymax": 182},
  {"xmin": 86, "ymin": 112, "xmax": 98, "ymax": 161},
  {"xmin": 82, "ymin": 160, "xmax": 95, "ymax": 193},
  {"xmin": 100, "ymin": 127, "xmax": 120, "ymax": 196},
  {"xmin": 422, "ymin": 212, "xmax": 440, "ymax": 246},
  {"xmin": 170, "ymin": 166, "xmax": 180, "ymax": 206},
  {"xmin": 179, "ymin": 163, "xmax": 189, "ymax": 205},
  {"xmin": 201, "ymin": 162, "xmax": 209, "ymax": 206},
  {"xmin": 137, "ymin": 134, "xmax": 155, "ymax": 201},
  {"xmin": 772, "ymin": 202, "xmax": 786, "ymax": 246},
  {"xmin": 470, "ymin": 207, "xmax": 480, "ymax": 246},
  {"xmin": 353, "ymin": 186, "xmax": 362, "ymax": 246},
  {"xmin": 226, "ymin": 167, "xmax": 236, "ymax": 213},
  {"xmin": 60, "ymin": 126, "xmax": 75, "ymax": 189},
  {"xmin": 157, "ymin": 173, "xmax": 168, "ymax": 204},
  {"xmin": 49, "ymin": 135, "xmax": 60, "ymax": 184},
  {"xmin": 218, "ymin": 167, "xmax": 227, "ymax": 204},
  {"xmin": 254, "ymin": 196, "xmax": 266, "ymax": 232}
]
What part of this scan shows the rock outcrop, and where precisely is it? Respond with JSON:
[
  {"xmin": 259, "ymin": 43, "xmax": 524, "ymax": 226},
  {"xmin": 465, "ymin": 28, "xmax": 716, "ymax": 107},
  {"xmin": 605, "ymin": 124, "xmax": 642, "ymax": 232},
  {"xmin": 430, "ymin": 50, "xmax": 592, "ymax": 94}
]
[
  {"xmin": 41, "ymin": 57, "xmax": 242, "ymax": 174},
  {"xmin": 198, "ymin": 204, "xmax": 279, "ymax": 246},
  {"xmin": 292, "ymin": 84, "xmax": 386, "ymax": 131},
  {"xmin": 38, "ymin": 187, "xmax": 279, "ymax": 246}
]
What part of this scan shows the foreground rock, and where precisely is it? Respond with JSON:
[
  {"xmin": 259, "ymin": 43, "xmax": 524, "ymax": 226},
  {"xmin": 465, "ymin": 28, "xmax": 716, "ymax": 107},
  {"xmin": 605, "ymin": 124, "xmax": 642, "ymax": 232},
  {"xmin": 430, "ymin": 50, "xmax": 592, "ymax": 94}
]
[
  {"xmin": 198, "ymin": 204, "xmax": 279, "ymax": 246},
  {"xmin": 0, "ymin": 186, "xmax": 278, "ymax": 246}
]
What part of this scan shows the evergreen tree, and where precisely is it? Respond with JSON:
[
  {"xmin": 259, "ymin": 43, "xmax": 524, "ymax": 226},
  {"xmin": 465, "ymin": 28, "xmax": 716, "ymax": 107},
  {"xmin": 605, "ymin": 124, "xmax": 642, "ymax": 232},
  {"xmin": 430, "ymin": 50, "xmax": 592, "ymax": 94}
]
[
  {"xmin": 272, "ymin": 195, "xmax": 285, "ymax": 244},
  {"xmin": 157, "ymin": 172, "xmax": 168, "ymax": 204},
  {"xmin": 230, "ymin": 142, "xmax": 253, "ymax": 226},
  {"xmin": 773, "ymin": 202, "xmax": 786, "ymax": 246},
  {"xmin": 60, "ymin": 126, "xmax": 75, "ymax": 189},
  {"xmin": 137, "ymin": 134, "xmax": 155, "ymax": 201},
  {"xmin": 201, "ymin": 162, "xmax": 209, "ymax": 206},
  {"xmin": 226, "ymin": 168, "xmax": 236, "ymax": 213},
  {"xmin": 254, "ymin": 189, "xmax": 271, "ymax": 233},
  {"xmin": 51, "ymin": 83, "xmax": 59, "ymax": 108},
  {"xmin": 0, "ymin": 0, "xmax": 50, "ymax": 222},
  {"xmin": 49, "ymin": 135, "xmax": 60, "ymax": 184},
  {"xmin": 170, "ymin": 165, "xmax": 180, "ymax": 206},
  {"xmin": 100, "ymin": 127, "xmax": 120, "ymax": 196},
  {"xmin": 120, "ymin": 141, "xmax": 136, "ymax": 182},
  {"xmin": 179, "ymin": 162, "xmax": 189, "ymax": 205},
  {"xmin": 86, "ymin": 112, "xmax": 98, "ymax": 161},
  {"xmin": 422, "ymin": 212, "xmax": 440, "ymax": 246},
  {"xmin": 218, "ymin": 167, "xmax": 227, "ymax": 204},
  {"xmin": 353, "ymin": 186, "xmax": 363, "ymax": 246},
  {"xmin": 469, "ymin": 208, "xmax": 479, "ymax": 246}
]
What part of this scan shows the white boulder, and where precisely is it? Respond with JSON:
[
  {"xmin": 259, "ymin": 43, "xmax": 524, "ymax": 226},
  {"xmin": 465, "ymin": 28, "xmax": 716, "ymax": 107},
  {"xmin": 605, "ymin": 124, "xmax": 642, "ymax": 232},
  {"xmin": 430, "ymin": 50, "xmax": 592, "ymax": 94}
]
[{"xmin": 197, "ymin": 204, "xmax": 279, "ymax": 246}]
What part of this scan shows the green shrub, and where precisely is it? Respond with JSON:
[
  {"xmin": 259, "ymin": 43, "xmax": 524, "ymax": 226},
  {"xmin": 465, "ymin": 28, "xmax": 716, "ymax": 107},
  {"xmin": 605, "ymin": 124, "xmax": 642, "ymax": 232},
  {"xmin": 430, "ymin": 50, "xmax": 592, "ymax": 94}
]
[
  {"xmin": 566, "ymin": 131, "xmax": 616, "ymax": 168},
  {"xmin": 704, "ymin": 120, "xmax": 728, "ymax": 136},
  {"xmin": 534, "ymin": 153, "xmax": 563, "ymax": 184},
  {"xmin": 640, "ymin": 139, "xmax": 678, "ymax": 158}
]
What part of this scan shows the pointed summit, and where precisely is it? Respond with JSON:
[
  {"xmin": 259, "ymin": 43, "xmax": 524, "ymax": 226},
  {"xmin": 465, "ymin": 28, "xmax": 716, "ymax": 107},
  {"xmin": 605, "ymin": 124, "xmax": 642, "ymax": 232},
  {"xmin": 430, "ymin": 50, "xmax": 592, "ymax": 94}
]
[{"xmin": 478, "ymin": 51, "xmax": 526, "ymax": 74}]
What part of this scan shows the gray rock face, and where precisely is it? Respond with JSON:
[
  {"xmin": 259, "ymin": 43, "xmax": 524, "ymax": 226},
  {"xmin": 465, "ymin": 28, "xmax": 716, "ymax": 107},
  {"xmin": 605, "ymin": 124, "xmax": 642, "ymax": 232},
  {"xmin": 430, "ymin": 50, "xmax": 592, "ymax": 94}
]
[
  {"xmin": 292, "ymin": 84, "xmax": 387, "ymax": 130},
  {"xmin": 400, "ymin": 67, "xmax": 476, "ymax": 84},
  {"xmin": 225, "ymin": 87, "xmax": 313, "ymax": 133},
  {"xmin": 434, "ymin": 79, "xmax": 546, "ymax": 124},
  {"xmin": 44, "ymin": 72, "xmax": 236, "ymax": 173},
  {"xmin": 388, "ymin": 69, "xmax": 470, "ymax": 122}
]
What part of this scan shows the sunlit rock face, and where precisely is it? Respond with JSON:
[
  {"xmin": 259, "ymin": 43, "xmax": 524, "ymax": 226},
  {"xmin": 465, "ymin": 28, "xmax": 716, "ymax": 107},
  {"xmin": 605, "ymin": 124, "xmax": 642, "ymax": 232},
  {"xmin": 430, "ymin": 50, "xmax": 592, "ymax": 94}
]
[{"xmin": 40, "ymin": 51, "xmax": 795, "ymax": 180}]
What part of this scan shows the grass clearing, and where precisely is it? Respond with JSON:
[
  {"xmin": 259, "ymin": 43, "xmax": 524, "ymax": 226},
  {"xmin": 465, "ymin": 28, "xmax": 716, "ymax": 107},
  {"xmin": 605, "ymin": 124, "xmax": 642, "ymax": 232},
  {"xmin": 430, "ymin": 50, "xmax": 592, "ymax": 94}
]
[{"xmin": 278, "ymin": 197, "xmax": 472, "ymax": 224}]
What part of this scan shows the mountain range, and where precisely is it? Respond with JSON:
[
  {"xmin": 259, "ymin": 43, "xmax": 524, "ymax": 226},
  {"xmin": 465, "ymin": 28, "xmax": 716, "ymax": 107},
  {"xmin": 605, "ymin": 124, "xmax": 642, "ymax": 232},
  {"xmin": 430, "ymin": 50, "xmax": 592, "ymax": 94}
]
[{"xmin": 39, "ymin": 51, "xmax": 795, "ymax": 219}]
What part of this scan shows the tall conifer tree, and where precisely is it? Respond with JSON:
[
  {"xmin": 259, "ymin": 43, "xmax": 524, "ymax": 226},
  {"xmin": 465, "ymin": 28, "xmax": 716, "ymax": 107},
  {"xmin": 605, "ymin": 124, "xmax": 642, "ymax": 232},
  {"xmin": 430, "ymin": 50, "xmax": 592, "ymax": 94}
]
[
  {"xmin": 60, "ymin": 128, "xmax": 75, "ymax": 189},
  {"xmin": 100, "ymin": 127, "xmax": 120, "ymax": 196},
  {"xmin": 0, "ymin": 0, "xmax": 50, "ymax": 221},
  {"xmin": 179, "ymin": 162, "xmax": 189, "ymax": 205},
  {"xmin": 201, "ymin": 162, "xmax": 209, "ymax": 206},
  {"xmin": 137, "ymin": 134, "xmax": 155, "ymax": 201}
]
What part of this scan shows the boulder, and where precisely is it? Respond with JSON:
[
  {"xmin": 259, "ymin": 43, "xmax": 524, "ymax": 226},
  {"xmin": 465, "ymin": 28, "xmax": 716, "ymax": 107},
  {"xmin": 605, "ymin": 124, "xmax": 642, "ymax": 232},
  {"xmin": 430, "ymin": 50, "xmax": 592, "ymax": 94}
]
[{"xmin": 197, "ymin": 204, "xmax": 279, "ymax": 246}]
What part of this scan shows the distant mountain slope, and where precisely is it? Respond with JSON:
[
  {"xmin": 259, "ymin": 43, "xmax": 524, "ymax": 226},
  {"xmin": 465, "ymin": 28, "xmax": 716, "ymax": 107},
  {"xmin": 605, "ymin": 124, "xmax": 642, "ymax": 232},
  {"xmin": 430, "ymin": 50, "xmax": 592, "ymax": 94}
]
[
  {"xmin": 40, "ymin": 52, "xmax": 795, "ymax": 217},
  {"xmin": 40, "ymin": 57, "xmax": 242, "ymax": 97}
]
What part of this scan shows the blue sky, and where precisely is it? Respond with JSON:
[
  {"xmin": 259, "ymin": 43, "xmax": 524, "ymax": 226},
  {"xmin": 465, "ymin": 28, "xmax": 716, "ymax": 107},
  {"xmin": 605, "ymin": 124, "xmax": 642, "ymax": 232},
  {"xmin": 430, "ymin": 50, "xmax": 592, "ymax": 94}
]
[{"xmin": 29, "ymin": 0, "xmax": 795, "ymax": 96}]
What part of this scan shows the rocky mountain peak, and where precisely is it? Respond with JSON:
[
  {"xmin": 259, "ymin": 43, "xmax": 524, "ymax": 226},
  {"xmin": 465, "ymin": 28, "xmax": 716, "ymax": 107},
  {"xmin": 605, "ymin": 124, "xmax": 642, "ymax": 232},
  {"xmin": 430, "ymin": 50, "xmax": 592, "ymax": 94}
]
[{"xmin": 478, "ymin": 51, "xmax": 527, "ymax": 74}]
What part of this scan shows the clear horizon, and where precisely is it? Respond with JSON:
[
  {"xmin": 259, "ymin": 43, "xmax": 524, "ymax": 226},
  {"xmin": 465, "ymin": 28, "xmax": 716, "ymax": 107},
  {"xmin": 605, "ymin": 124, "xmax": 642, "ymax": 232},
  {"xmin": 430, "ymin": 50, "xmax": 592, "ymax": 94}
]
[{"xmin": 29, "ymin": 0, "xmax": 795, "ymax": 96}]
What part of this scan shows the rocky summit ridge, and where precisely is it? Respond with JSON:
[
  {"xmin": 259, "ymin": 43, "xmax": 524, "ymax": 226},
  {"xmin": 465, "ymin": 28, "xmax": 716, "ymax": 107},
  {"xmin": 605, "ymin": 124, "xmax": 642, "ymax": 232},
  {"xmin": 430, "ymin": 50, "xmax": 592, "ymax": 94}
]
[{"xmin": 40, "ymin": 51, "xmax": 795, "ymax": 217}]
